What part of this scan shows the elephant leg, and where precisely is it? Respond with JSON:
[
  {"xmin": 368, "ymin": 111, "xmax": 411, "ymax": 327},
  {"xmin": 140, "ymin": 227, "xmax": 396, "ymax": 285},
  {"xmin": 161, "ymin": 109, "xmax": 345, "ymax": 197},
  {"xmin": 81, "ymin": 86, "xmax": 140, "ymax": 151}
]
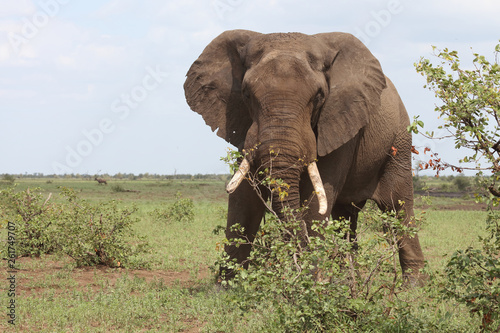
[
  {"xmin": 398, "ymin": 223, "xmax": 425, "ymax": 279},
  {"xmin": 376, "ymin": 198, "xmax": 426, "ymax": 281},
  {"xmin": 394, "ymin": 206, "xmax": 425, "ymax": 279},
  {"xmin": 373, "ymin": 142, "xmax": 426, "ymax": 281},
  {"xmin": 220, "ymin": 178, "xmax": 267, "ymax": 279},
  {"xmin": 331, "ymin": 201, "xmax": 366, "ymax": 248}
]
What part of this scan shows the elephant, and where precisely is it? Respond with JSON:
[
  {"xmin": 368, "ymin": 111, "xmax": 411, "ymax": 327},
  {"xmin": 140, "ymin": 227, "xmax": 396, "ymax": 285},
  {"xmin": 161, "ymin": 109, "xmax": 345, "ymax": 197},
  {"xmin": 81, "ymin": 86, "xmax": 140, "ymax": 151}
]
[{"xmin": 184, "ymin": 29, "xmax": 425, "ymax": 282}]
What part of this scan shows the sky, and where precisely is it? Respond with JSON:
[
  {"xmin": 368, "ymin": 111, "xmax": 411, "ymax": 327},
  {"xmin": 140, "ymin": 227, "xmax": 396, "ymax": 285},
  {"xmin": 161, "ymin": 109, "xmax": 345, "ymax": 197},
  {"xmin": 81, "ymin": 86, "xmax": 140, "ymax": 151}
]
[{"xmin": 1, "ymin": 0, "xmax": 499, "ymax": 176}]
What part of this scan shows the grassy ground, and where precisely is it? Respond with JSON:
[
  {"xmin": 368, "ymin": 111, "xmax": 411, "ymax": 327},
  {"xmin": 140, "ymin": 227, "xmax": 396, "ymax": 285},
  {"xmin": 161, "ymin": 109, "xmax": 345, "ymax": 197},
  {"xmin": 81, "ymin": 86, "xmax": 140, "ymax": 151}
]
[{"xmin": 0, "ymin": 178, "xmax": 492, "ymax": 332}]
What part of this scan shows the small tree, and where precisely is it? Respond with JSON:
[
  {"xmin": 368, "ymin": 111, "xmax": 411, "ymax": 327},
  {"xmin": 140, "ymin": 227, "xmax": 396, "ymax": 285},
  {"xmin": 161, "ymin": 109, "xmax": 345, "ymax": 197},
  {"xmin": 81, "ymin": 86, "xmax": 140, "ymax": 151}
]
[
  {"xmin": 453, "ymin": 175, "xmax": 471, "ymax": 192},
  {"xmin": 412, "ymin": 42, "xmax": 500, "ymax": 330},
  {"xmin": 411, "ymin": 42, "xmax": 500, "ymax": 191}
]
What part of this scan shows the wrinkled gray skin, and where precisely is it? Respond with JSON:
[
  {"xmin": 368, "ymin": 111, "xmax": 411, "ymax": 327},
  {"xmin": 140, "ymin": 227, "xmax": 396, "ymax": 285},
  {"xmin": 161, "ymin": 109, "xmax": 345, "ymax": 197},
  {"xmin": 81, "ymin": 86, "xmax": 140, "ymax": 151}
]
[{"xmin": 184, "ymin": 30, "xmax": 425, "ymax": 281}]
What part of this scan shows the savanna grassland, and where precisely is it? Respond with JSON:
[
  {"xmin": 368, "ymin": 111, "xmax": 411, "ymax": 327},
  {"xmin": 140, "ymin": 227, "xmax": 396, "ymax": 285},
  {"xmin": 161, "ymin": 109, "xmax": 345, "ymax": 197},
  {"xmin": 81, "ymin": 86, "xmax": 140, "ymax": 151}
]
[{"xmin": 0, "ymin": 176, "xmax": 493, "ymax": 332}]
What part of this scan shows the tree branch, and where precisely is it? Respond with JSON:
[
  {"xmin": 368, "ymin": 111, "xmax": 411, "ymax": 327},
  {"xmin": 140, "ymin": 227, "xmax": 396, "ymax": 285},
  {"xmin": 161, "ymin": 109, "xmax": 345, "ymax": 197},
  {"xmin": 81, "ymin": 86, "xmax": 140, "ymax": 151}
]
[{"xmin": 488, "ymin": 184, "xmax": 500, "ymax": 198}]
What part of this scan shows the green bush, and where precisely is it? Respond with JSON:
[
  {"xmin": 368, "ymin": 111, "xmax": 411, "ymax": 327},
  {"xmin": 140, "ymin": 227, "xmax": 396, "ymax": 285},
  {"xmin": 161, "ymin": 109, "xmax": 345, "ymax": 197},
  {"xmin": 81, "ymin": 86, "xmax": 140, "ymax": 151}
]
[
  {"xmin": 0, "ymin": 186, "xmax": 149, "ymax": 268},
  {"xmin": 217, "ymin": 206, "xmax": 424, "ymax": 332},
  {"xmin": 0, "ymin": 187, "xmax": 59, "ymax": 256},
  {"xmin": 1, "ymin": 174, "xmax": 16, "ymax": 185},
  {"xmin": 56, "ymin": 187, "xmax": 149, "ymax": 268},
  {"xmin": 216, "ymin": 150, "xmax": 443, "ymax": 331},
  {"xmin": 441, "ymin": 205, "xmax": 500, "ymax": 330},
  {"xmin": 453, "ymin": 176, "xmax": 471, "ymax": 192},
  {"xmin": 111, "ymin": 184, "xmax": 126, "ymax": 192},
  {"xmin": 150, "ymin": 192, "xmax": 194, "ymax": 223},
  {"xmin": 413, "ymin": 176, "xmax": 427, "ymax": 191}
]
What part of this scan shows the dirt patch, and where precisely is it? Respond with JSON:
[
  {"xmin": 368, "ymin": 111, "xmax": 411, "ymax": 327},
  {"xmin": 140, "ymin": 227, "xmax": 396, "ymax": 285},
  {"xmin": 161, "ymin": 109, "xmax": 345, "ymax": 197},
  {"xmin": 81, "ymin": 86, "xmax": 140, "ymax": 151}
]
[{"xmin": 6, "ymin": 256, "xmax": 211, "ymax": 298}]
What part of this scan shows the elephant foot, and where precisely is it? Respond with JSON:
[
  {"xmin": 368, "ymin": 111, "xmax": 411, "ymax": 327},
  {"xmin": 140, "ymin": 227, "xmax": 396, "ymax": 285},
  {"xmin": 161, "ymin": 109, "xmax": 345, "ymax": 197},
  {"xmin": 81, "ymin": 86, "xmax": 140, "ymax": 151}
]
[
  {"xmin": 403, "ymin": 274, "xmax": 428, "ymax": 287},
  {"xmin": 402, "ymin": 266, "xmax": 428, "ymax": 287},
  {"xmin": 214, "ymin": 279, "xmax": 229, "ymax": 292},
  {"xmin": 215, "ymin": 266, "xmax": 237, "ymax": 290}
]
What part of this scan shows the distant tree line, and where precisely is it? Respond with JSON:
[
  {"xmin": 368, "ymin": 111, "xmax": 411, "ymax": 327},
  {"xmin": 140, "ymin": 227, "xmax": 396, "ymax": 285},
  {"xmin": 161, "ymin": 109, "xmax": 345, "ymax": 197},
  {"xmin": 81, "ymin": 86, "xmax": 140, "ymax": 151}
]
[
  {"xmin": 412, "ymin": 174, "xmax": 486, "ymax": 193},
  {"xmin": 1, "ymin": 173, "xmax": 230, "ymax": 181},
  {"xmin": 0, "ymin": 172, "xmax": 482, "ymax": 194}
]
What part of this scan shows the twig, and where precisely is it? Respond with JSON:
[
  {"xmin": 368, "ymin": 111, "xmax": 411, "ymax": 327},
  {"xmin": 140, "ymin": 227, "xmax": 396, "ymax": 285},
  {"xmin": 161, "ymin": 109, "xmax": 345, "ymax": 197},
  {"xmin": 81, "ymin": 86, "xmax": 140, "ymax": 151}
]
[{"xmin": 42, "ymin": 193, "xmax": 52, "ymax": 207}]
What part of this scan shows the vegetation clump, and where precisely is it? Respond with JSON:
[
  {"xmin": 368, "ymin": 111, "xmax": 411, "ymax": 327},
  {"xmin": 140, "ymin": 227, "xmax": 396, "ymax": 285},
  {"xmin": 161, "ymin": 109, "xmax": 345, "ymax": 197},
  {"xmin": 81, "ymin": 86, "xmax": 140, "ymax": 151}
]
[
  {"xmin": 0, "ymin": 186, "xmax": 59, "ymax": 256},
  {"xmin": 217, "ymin": 208, "xmax": 426, "ymax": 332},
  {"xmin": 149, "ymin": 191, "xmax": 194, "ymax": 223},
  {"xmin": 0, "ymin": 186, "xmax": 149, "ymax": 268},
  {"xmin": 111, "ymin": 184, "xmax": 126, "ymax": 192},
  {"xmin": 1, "ymin": 174, "xmax": 16, "ymax": 185},
  {"xmin": 215, "ymin": 153, "xmax": 431, "ymax": 331},
  {"xmin": 56, "ymin": 187, "xmax": 149, "ymax": 268}
]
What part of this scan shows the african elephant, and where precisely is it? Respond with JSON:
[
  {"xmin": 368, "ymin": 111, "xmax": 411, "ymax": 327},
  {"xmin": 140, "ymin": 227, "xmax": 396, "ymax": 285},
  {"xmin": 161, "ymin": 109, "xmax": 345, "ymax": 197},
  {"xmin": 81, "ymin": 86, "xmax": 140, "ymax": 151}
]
[{"xmin": 184, "ymin": 30, "xmax": 425, "ymax": 281}]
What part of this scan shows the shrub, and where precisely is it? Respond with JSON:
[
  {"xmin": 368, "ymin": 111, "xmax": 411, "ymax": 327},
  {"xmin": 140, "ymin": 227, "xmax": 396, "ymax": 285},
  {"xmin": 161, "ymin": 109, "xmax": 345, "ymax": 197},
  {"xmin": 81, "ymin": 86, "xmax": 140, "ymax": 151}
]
[
  {"xmin": 453, "ymin": 176, "xmax": 471, "ymax": 192},
  {"xmin": 412, "ymin": 176, "xmax": 427, "ymax": 191},
  {"xmin": 55, "ymin": 187, "xmax": 149, "ymax": 268},
  {"xmin": 0, "ymin": 187, "xmax": 59, "ymax": 256},
  {"xmin": 111, "ymin": 184, "xmax": 126, "ymax": 192},
  {"xmin": 441, "ymin": 205, "xmax": 500, "ymax": 330},
  {"xmin": 216, "ymin": 205, "xmax": 422, "ymax": 332},
  {"xmin": 1, "ymin": 174, "xmax": 16, "ymax": 185},
  {"xmin": 150, "ymin": 192, "xmax": 194, "ymax": 223},
  {"xmin": 0, "ymin": 186, "xmax": 149, "ymax": 268},
  {"xmin": 216, "ymin": 149, "xmax": 438, "ymax": 330}
]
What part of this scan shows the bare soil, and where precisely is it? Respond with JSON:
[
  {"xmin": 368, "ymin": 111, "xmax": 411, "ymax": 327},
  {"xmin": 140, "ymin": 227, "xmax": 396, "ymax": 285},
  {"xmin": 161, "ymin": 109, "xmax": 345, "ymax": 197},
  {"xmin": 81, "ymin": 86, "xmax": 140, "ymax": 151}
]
[{"xmin": 7, "ymin": 256, "xmax": 210, "ymax": 298}]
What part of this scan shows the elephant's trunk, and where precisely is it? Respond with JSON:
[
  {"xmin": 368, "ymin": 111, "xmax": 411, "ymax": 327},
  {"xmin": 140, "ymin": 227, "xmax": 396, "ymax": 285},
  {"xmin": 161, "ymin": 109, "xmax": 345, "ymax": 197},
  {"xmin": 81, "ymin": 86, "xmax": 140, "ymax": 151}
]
[
  {"xmin": 226, "ymin": 158, "xmax": 327, "ymax": 215},
  {"xmin": 227, "ymin": 95, "xmax": 328, "ymax": 215},
  {"xmin": 266, "ymin": 156, "xmax": 302, "ymax": 220}
]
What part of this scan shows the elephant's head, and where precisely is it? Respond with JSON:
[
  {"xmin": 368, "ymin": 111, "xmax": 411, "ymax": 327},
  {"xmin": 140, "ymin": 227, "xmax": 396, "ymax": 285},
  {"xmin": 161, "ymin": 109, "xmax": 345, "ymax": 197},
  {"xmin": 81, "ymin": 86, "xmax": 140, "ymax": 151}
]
[{"xmin": 184, "ymin": 30, "xmax": 386, "ymax": 216}]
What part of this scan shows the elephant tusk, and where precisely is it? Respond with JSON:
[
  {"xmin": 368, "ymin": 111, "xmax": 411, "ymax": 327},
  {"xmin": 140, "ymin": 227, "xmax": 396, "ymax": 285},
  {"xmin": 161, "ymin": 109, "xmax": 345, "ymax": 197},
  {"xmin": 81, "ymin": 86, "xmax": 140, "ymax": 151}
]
[
  {"xmin": 226, "ymin": 158, "xmax": 250, "ymax": 194},
  {"xmin": 307, "ymin": 162, "xmax": 328, "ymax": 215}
]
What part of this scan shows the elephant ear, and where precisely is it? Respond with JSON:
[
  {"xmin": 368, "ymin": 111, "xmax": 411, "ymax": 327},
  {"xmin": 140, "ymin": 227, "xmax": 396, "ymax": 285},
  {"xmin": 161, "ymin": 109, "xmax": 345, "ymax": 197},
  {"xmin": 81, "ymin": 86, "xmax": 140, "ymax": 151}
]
[
  {"xmin": 314, "ymin": 33, "xmax": 387, "ymax": 156},
  {"xmin": 184, "ymin": 29, "xmax": 261, "ymax": 149}
]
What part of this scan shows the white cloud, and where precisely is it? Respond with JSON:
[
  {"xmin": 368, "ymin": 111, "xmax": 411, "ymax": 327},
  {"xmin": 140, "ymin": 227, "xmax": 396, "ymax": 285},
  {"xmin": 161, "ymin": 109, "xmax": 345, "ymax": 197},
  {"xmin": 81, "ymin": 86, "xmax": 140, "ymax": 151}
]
[
  {"xmin": 93, "ymin": 0, "xmax": 135, "ymax": 19},
  {"xmin": 146, "ymin": 26, "xmax": 168, "ymax": 44},
  {"xmin": 0, "ymin": 0, "xmax": 37, "ymax": 17},
  {"xmin": 18, "ymin": 43, "xmax": 37, "ymax": 59},
  {"xmin": 434, "ymin": 0, "xmax": 500, "ymax": 15},
  {"xmin": 56, "ymin": 54, "xmax": 75, "ymax": 67},
  {"xmin": 0, "ymin": 43, "xmax": 11, "ymax": 62},
  {"xmin": 87, "ymin": 43, "xmax": 126, "ymax": 63},
  {"xmin": 0, "ymin": 19, "xmax": 23, "ymax": 34},
  {"xmin": 0, "ymin": 88, "xmax": 37, "ymax": 99}
]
